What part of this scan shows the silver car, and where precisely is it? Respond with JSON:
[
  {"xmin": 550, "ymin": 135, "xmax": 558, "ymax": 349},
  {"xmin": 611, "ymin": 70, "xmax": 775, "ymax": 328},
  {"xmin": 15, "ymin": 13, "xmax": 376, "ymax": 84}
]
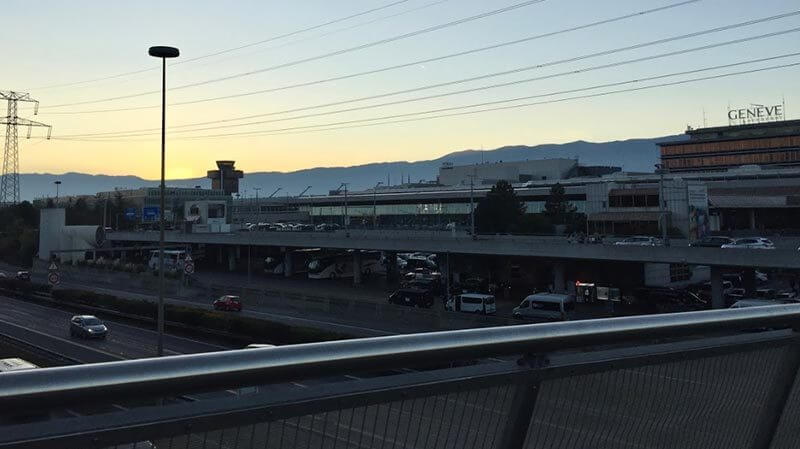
[
  {"xmin": 69, "ymin": 315, "xmax": 108, "ymax": 339},
  {"xmin": 721, "ymin": 237, "xmax": 775, "ymax": 249}
]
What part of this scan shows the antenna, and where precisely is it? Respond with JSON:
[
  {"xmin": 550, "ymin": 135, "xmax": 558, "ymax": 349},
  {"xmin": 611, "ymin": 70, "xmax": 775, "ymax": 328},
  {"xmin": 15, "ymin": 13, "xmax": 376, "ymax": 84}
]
[{"xmin": 702, "ymin": 107, "xmax": 707, "ymax": 127}]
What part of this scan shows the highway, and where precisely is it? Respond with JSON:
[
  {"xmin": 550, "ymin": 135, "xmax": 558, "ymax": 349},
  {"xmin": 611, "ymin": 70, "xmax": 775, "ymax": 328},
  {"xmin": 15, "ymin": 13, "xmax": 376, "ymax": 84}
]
[{"xmin": 0, "ymin": 295, "xmax": 231, "ymax": 362}]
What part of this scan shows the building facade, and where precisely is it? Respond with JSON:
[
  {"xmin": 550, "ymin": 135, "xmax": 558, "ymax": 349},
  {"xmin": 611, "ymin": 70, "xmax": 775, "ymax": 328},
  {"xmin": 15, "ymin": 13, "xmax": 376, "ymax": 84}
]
[{"xmin": 659, "ymin": 119, "xmax": 800, "ymax": 172}]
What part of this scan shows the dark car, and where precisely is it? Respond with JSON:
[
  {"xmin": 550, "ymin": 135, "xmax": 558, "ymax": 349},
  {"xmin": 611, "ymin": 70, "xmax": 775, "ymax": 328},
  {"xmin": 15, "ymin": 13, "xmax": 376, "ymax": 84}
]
[
  {"xmin": 15, "ymin": 271, "xmax": 30, "ymax": 281},
  {"xmin": 388, "ymin": 288, "xmax": 434, "ymax": 308},
  {"xmin": 213, "ymin": 295, "xmax": 242, "ymax": 312},
  {"xmin": 69, "ymin": 315, "xmax": 108, "ymax": 339},
  {"xmin": 690, "ymin": 236, "xmax": 735, "ymax": 248}
]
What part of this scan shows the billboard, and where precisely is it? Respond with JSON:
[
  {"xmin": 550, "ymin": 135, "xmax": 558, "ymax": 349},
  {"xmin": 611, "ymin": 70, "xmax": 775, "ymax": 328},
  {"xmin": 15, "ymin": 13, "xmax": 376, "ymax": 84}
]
[{"xmin": 687, "ymin": 183, "xmax": 709, "ymax": 241}]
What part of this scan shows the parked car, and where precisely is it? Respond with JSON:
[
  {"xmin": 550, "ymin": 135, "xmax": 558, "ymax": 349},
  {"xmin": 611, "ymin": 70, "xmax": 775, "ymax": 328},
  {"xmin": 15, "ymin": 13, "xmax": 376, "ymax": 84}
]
[
  {"xmin": 689, "ymin": 236, "xmax": 735, "ymax": 248},
  {"xmin": 69, "ymin": 315, "xmax": 108, "ymax": 339},
  {"xmin": 513, "ymin": 293, "xmax": 576, "ymax": 321},
  {"xmin": 213, "ymin": 295, "xmax": 243, "ymax": 312},
  {"xmin": 388, "ymin": 288, "xmax": 434, "ymax": 308},
  {"xmin": 721, "ymin": 237, "xmax": 775, "ymax": 249},
  {"xmin": 614, "ymin": 236, "xmax": 662, "ymax": 246},
  {"xmin": 445, "ymin": 293, "xmax": 496, "ymax": 315},
  {"xmin": 15, "ymin": 271, "xmax": 30, "ymax": 281}
]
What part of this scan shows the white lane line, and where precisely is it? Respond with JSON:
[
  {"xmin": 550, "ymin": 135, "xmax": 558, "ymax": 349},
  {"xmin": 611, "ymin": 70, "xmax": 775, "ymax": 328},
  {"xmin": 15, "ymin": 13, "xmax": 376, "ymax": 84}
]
[
  {"xmin": 2, "ymin": 294, "xmax": 230, "ymax": 351},
  {"xmin": 344, "ymin": 374, "xmax": 362, "ymax": 381},
  {"xmin": 0, "ymin": 317, "xmax": 123, "ymax": 362}
]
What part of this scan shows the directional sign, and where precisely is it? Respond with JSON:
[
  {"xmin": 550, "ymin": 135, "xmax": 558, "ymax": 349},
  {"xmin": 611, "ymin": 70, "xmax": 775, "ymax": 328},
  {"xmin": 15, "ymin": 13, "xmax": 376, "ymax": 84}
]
[
  {"xmin": 124, "ymin": 207, "xmax": 137, "ymax": 221},
  {"xmin": 184, "ymin": 263, "xmax": 195, "ymax": 275},
  {"xmin": 142, "ymin": 206, "xmax": 160, "ymax": 222},
  {"xmin": 48, "ymin": 272, "xmax": 60, "ymax": 285},
  {"xmin": 48, "ymin": 262, "xmax": 59, "ymax": 271}
]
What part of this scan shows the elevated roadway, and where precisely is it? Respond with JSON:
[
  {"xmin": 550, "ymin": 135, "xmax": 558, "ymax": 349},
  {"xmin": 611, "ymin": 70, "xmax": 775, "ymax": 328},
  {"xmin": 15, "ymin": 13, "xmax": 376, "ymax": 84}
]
[{"xmin": 108, "ymin": 230, "xmax": 800, "ymax": 269}]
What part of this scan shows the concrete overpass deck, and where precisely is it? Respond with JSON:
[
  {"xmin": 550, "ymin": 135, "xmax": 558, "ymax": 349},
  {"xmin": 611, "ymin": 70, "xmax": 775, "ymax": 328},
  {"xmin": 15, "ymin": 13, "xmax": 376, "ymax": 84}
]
[{"xmin": 107, "ymin": 230, "xmax": 800, "ymax": 269}]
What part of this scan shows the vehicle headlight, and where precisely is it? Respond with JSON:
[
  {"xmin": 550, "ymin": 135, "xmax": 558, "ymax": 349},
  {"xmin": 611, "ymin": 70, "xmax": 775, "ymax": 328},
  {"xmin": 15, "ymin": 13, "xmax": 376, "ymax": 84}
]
[{"xmin": 87, "ymin": 329, "xmax": 95, "ymax": 333}]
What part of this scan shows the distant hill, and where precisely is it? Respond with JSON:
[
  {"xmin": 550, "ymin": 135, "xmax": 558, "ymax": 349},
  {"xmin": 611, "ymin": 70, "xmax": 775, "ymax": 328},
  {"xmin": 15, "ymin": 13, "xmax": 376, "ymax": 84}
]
[{"xmin": 20, "ymin": 136, "xmax": 680, "ymax": 200}]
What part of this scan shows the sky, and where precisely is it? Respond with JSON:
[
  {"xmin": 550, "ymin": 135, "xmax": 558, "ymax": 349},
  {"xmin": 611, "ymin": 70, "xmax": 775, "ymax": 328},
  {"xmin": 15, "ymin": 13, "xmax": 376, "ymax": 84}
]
[{"xmin": 3, "ymin": 0, "xmax": 799, "ymax": 179}]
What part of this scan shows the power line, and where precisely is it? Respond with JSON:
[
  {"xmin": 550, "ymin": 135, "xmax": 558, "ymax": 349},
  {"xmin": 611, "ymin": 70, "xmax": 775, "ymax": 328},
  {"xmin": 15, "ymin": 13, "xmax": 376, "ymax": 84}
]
[
  {"xmin": 52, "ymin": 61, "xmax": 800, "ymax": 143},
  {"xmin": 40, "ymin": 0, "xmax": 549, "ymax": 109},
  {"xmin": 41, "ymin": 0, "xmax": 701, "ymax": 115},
  {"xmin": 54, "ymin": 54, "xmax": 800, "ymax": 142},
  {"xmin": 27, "ymin": 0, "xmax": 413, "ymax": 91},
  {"xmin": 55, "ymin": 23, "xmax": 800, "ymax": 139},
  {"xmin": 182, "ymin": 60, "xmax": 800, "ymax": 139}
]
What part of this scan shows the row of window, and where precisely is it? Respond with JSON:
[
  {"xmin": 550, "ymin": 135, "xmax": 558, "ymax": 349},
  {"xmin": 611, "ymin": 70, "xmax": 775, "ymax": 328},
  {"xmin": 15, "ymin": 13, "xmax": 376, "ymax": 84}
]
[
  {"xmin": 608, "ymin": 194, "xmax": 660, "ymax": 208},
  {"xmin": 660, "ymin": 136, "xmax": 800, "ymax": 157},
  {"xmin": 663, "ymin": 150, "xmax": 800, "ymax": 169}
]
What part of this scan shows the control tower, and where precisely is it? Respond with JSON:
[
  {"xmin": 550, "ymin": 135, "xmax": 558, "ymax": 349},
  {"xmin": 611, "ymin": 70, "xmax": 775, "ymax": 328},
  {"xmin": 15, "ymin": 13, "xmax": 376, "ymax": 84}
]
[{"xmin": 206, "ymin": 160, "xmax": 243, "ymax": 196}]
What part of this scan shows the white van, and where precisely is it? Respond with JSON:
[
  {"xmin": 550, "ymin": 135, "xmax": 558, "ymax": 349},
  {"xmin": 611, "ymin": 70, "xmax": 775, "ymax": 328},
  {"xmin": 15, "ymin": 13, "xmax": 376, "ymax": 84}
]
[
  {"xmin": 148, "ymin": 250, "xmax": 187, "ymax": 271},
  {"xmin": 513, "ymin": 293, "xmax": 576, "ymax": 321},
  {"xmin": 446, "ymin": 293, "xmax": 497, "ymax": 315}
]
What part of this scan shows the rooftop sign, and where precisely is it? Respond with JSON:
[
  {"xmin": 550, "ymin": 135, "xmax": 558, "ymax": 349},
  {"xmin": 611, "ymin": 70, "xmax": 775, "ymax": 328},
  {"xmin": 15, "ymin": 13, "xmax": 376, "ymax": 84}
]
[{"xmin": 727, "ymin": 103, "xmax": 784, "ymax": 126}]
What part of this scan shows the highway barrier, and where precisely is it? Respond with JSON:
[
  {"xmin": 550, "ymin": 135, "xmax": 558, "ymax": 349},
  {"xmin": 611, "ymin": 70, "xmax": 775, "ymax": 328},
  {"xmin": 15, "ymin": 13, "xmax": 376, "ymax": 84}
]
[{"xmin": 1, "ymin": 305, "xmax": 800, "ymax": 448}]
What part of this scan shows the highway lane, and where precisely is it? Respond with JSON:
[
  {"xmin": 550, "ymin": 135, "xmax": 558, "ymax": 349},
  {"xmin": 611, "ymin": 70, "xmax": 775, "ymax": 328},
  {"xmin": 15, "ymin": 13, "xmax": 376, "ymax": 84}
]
[{"xmin": 0, "ymin": 295, "xmax": 231, "ymax": 360}]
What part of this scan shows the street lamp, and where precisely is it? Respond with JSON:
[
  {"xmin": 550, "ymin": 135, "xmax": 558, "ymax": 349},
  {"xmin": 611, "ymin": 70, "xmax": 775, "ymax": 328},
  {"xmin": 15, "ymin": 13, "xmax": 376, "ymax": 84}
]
[
  {"xmin": 655, "ymin": 163, "xmax": 669, "ymax": 247},
  {"xmin": 338, "ymin": 183, "xmax": 349, "ymax": 231},
  {"xmin": 149, "ymin": 45, "xmax": 179, "ymax": 357},
  {"xmin": 253, "ymin": 187, "xmax": 261, "ymax": 224},
  {"xmin": 372, "ymin": 182, "xmax": 383, "ymax": 229},
  {"xmin": 53, "ymin": 180, "xmax": 61, "ymax": 204}
]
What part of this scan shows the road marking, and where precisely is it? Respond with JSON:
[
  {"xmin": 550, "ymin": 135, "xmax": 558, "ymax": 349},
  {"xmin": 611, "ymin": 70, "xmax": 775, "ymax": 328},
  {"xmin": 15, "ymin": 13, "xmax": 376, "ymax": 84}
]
[
  {"xmin": 0, "ymin": 316, "xmax": 123, "ymax": 362},
  {"xmin": 1, "ymin": 294, "xmax": 230, "ymax": 352}
]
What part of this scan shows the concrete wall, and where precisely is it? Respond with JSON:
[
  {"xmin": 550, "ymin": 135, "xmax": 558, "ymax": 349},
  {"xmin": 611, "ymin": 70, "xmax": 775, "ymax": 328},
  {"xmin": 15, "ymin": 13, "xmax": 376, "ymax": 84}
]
[{"xmin": 38, "ymin": 208, "xmax": 65, "ymax": 261}]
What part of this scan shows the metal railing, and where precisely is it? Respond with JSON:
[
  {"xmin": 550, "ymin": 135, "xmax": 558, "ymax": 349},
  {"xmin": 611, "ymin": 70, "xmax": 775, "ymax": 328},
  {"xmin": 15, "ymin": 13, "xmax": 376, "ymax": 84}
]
[{"xmin": 2, "ymin": 305, "xmax": 800, "ymax": 448}]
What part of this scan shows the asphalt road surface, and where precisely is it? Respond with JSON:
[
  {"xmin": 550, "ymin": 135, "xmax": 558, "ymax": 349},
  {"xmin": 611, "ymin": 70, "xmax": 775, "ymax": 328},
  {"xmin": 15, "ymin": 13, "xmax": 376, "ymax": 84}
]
[{"xmin": 0, "ymin": 295, "xmax": 230, "ymax": 361}]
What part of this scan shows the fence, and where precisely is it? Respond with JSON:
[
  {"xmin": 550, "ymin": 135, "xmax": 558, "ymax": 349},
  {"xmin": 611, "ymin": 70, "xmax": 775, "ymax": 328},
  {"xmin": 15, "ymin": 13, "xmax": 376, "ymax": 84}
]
[{"xmin": 2, "ymin": 305, "xmax": 800, "ymax": 448}]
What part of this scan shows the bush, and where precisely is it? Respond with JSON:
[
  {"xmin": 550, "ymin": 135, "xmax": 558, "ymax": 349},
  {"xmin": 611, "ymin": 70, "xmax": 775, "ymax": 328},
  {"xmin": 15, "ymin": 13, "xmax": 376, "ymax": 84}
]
[{"xmin": 0, "ymin": 278, "xmax": 51, "ymax": 295}]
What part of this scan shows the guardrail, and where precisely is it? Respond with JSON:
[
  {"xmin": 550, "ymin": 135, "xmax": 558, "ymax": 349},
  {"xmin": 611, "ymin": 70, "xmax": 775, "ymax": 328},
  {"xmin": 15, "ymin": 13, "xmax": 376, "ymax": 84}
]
[{"xmin": 2, "ymin": 306, "xmax": 800, "ymax": 448}]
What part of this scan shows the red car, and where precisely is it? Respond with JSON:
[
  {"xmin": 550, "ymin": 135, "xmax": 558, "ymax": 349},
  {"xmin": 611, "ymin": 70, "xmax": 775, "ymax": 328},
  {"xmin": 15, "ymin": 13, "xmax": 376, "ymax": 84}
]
[{"xmin": 213, "ymin": 295, "xmax": 242, "ymax": 312}]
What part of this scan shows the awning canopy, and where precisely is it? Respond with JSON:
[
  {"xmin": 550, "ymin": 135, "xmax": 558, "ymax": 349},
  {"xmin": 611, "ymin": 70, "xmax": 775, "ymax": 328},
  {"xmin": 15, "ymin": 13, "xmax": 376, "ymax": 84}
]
[{"xmin": 588, "ymin": 211, "xmax": 666, "ymax": 222}]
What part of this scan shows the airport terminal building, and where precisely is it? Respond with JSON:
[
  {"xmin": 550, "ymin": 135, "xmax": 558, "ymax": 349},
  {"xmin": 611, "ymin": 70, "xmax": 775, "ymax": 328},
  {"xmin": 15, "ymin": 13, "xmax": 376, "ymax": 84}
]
[{"xmin": 232, "ymin": 119, "xmax": 800, "ymax": 237}]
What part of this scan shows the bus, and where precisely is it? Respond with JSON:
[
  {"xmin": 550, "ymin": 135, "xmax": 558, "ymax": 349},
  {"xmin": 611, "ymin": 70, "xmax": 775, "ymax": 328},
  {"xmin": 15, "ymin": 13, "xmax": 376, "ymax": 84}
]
[
  {"xmin": 264, "ymin": 248, "xmax": 322, "ymax": 275},
  {"xmin": 307, "ymin": 251, "xmax": 384, "ymax": 280}
]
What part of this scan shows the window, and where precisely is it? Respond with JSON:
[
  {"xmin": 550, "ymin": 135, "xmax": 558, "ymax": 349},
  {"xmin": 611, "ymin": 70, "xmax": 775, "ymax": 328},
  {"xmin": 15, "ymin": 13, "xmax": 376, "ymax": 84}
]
[{"xmin": 530, "ymin": 301, "xmax": 561, "ymax": 312}]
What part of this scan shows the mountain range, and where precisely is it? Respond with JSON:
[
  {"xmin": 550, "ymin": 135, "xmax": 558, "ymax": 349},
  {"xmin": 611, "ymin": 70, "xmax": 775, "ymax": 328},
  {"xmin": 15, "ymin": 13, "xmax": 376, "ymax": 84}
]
[{"xmin": 20, "ymin": 135, "xmax": 680, "ymax": 201}]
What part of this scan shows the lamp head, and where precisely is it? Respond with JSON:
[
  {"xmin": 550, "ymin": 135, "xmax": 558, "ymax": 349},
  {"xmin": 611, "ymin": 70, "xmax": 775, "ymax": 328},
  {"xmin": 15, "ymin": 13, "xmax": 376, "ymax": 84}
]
[{"xmin": 148, "ymin": 46, "xmax": 180, "ymax": 58}]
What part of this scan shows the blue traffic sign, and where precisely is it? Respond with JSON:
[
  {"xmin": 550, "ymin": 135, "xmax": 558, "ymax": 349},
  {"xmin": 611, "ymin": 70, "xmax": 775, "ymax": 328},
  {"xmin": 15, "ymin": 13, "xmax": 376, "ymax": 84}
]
[
  {"xmin": 124, "ymin": 207, "xmax": 137, "ymax": 220},
  {"xmin": 142, "ymin": 206, "xmax": 160, "ymax": 222}
]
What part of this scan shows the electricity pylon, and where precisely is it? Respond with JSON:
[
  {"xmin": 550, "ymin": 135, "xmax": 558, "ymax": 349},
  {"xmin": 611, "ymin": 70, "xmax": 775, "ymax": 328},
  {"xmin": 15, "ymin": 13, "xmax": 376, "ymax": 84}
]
[{"xmin": 0, "ymin": 91, "xmax": 51, "ymax": 206}]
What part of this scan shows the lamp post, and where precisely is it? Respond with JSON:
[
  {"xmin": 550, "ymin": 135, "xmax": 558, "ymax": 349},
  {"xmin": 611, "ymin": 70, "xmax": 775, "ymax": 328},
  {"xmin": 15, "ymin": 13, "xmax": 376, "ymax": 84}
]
[
  {"xmin": 338, "ymin": 183, "xmax": 350, "ymax": 231},
  {"xmin": 253, "ymin": 187, "xmax": 261, "ymax": 224},
  {"xmin": 655, "ymin": 163, "xmax": 669, "ymax": 247},
  {"xmin": 53, "ymin": 180, "xmax": 61, "ymax": 205},
  {"xmin": 372, "ymin": 182, "xmax": 383, "ymax": 229},
  {"xmin": 148, "ymin": 45, "xmax": 179, "ymax": 357},
  {"xmin": 468, "ymin": 174, "xmax": 477, "ymax": 238}
]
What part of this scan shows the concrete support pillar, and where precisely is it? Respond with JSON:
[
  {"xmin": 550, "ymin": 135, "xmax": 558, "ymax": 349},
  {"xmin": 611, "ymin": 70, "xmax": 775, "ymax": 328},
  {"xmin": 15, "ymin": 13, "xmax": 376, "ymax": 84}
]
[
  {"xmin": 553, "ymin": 262, "xmax": 566, "ymax": 294},
  {"xmin": 749, "ymin": 209, "xmax": 756, "ymax": 230},
  {"xmin": 385, "ymin": 251, "xmax": 398, "ymax": 282},
  {"xmin": 353, "ymin": 251, "xmax": 363, "ymax": 285},
  {"xmin": 711, "ymin": 266, "xmax": 724, "ymax": 309},
  {"xmin": 284, "ymin": 250, "xmax": 294, "ymax": 278},
  {"xmin": 743, "ymin": 268, "xmax": 756, "ymax": 295},
  {"xmin": 227, "ymin": 247, "xmax": 236, "ymax": 272}
]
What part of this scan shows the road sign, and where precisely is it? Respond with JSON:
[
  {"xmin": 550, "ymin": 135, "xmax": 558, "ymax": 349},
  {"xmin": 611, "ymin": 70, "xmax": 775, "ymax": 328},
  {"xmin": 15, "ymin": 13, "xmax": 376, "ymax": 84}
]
[
  {"xmin": 184, "ymin": 254, "xmax": 193, "ymax": 263},
  {"xmin": 142, "ymin": 206, "xmax": 160, "ymax": 222},
  {"xmin": 48, "ymin": 272, "xmax": 60, "ymax": 285},
  {"xmin": 124, "ymin": 207, "xmax": 137, "ymax": 220},
  {"xmin": 48, "ymin": 262, "xmax": 59, "ymax": 271},
  {"xmin": 184, "ymin": 263, "xmax": 195, "ymax": 275}
]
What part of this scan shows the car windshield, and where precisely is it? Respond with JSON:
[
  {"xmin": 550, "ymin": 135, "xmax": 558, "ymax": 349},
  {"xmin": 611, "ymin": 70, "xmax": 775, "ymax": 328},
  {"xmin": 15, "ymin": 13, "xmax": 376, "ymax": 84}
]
[{"xmin": 83, "ymin": 318, "xmax": 102, "ymax": 326}]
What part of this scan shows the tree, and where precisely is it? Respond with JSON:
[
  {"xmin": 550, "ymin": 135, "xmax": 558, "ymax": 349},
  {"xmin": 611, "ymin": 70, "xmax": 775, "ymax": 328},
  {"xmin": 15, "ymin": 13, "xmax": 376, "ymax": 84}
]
[
  {"xmin": 543, "ymin": 183, "xmax": 577, "ymax": 225},
  {"xmin": 475, "ymin": 180, "xmax": 525, "ymax": 234}
]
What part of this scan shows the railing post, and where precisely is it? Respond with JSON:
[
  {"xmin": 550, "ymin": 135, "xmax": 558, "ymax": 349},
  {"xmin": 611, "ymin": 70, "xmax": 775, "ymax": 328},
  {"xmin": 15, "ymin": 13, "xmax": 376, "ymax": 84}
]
[
  {"xmin": 498, "ymin": 376, "xmax": 541, "ymax": 449},
  {"xmin": 750, "ymin": 338, "xmax": 800, "ymax": 449}
]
